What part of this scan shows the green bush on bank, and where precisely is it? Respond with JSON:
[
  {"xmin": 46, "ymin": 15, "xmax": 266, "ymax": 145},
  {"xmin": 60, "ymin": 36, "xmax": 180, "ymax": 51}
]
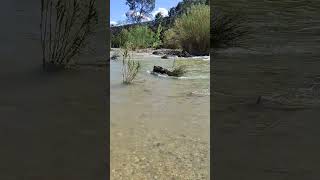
[
  {"xmin": 164, "ymin": 4, "xmax": 210, "ymax": 55},
  {"xmin": 126, "ymin": 26, "xmax": 155, "ymax": 50},
  {"xmin": 111, "ymin": 26, "xmax": 161, "ymax": 50},
  {"xmin": 111, "ymin": 29, "xmax": 129, "ymax": 48}
]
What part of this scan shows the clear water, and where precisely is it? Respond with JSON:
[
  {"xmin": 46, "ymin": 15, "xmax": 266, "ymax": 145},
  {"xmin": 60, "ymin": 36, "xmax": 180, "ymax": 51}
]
[{"xmin": 110, "ymin": 50, "xmax": 210, "ymax": 179}]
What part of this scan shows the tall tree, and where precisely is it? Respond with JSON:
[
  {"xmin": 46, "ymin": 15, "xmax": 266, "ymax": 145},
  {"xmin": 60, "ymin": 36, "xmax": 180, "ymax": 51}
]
[
  {"xmin": 154, "ymin": 12, "xmax": 164, "ymax": 26},
  {"xmin": 125, "ymin": 0, "xmax": 155, "ymax": 23}
]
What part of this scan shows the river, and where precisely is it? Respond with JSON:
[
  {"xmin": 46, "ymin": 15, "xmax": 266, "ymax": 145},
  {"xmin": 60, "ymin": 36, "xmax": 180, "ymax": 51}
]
[
  {"xmin": 110, "ymin": 49, "xmax": 210, "ymax": 179},
  {"xmin": 214, "ymin": 0, "xmax": 320, "ymax": 179}
]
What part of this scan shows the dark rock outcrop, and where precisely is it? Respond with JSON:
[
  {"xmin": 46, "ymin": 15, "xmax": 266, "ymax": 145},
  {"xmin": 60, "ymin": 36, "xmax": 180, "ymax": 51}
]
[
  {"xmin": 110, "ymin": 54, "xmax": 119, "ymax": 60},
  {"xmin": 152, "ymin": 66, "xmax": 175, "ymax": 76},
  {"xmin": 152, "ymin": 49, "xmax": 194, "ymax": 58},
  {"xmin": 178, "ymin": 50, "xmax": 192, "ymax": 57},
  {"xmin": 161, "ymin": 55, "xmax": 169, "ymax": 59}
]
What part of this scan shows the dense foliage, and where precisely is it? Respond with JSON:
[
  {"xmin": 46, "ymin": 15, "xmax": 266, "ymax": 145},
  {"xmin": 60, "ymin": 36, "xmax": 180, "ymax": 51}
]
[
  {"xmin": 167, "ymin": 0, "xmax": 209, "ymax": 25},
  {"xmin": 112, "ymin": 26, "xmax": 160, "ymax": 50},
  {"xmin": 111, "ymin": 0, "xmax": 246, "ymax": 56},
  {"xmin": 111, "ymin": 29, "xmax": 129, "ymax": 48},
  {"xmin": 127, "ymin": 26, "xmax": 156, "ymax": 49},
  {"xmin": 164, "ymin": 4, "xmax": 210, "ymax": 55}
]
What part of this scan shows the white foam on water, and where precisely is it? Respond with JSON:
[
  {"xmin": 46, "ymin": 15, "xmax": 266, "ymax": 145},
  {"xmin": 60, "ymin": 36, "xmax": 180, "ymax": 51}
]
[
  {"xmin": 147, "ymin": 71, "xmax": 209, "ymax": 80},
  {"xmin": 147, "ymin": 70, "xmax": 169, "ymax": 78},
  {"xmin": 177, "ymin": 76, "xmax": 209, "ymax": 80}
]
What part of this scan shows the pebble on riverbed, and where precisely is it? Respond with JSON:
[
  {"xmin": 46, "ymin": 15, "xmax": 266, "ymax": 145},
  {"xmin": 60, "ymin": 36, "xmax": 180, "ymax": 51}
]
[{"xmin": 111, "ymin": 129, "xmax": 209, "ymax": 180}]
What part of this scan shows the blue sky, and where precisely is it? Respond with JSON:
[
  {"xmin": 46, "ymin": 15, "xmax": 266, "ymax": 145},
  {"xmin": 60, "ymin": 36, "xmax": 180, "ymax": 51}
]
[{"xmin": 110, "ymin": 0, "xmax": 182, "ymax": 25}]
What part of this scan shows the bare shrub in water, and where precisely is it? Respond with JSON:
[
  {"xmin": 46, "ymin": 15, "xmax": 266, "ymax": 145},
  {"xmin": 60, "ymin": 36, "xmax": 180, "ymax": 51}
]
[
  {"xmin": 171, "ymin": 65, "xmax": 187, "ymax": 77},
  {"xmin": 170, "ymin": 58, "xmax": 187, "ymax": 77},
  {"xmin": 40, "ymin": 0, "xmax": 98, "ymax": 71},
  {"xmin": 121, "ymin": 45, "xmax": 141, "ymax": 84}
]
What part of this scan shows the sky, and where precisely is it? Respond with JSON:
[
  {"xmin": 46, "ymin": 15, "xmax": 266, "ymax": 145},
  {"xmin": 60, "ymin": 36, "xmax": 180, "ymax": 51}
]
[{"xmin": 110, "ymin": 0, "xmax": 182, "ymax": 25}]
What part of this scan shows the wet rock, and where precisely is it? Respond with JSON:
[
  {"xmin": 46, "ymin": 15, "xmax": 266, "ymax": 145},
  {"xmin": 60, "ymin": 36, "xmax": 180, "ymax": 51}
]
[
  {"xmin": 152, "ymin": 66, "xmax": 175, "ymax": 76},
  {"xmin": 178, "ymin": 50, "xmax": 192, "ymax": 57},
  {"xmin": 152, "ymin": 49, "xmax": 183, "ymax": 57},
  {"xmin": 111, "ymin": 54, "xmax": 119, "ymax": 60},
  {"xmin": 152, "ymin": 51, "xmax": 162, "ymax": 55},
  {"xmin": 161, "ymin": 55, "xmax": 169, "ymax": 59},
  {"xmin": 168, "ymin": 50, "xmax": 182, "ymax": 56}
]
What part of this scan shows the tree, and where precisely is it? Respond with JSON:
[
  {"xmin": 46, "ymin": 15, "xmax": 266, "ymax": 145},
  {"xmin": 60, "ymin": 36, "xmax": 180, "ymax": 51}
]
[
  {"xmin": 125, "ymin": 0, "xmax": 155, "ymax": 23},
  {"xmin": 168, "ymin": 0, "xmax": 208, "ymax": 19},
  {"xmin": 154, "ymin": 12, "xmax": 164, "ymax": 27}
]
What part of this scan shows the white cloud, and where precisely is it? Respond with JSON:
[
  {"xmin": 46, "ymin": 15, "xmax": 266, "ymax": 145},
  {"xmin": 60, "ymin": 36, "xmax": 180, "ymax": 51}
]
[
  {"xmin": 110, "ymin": 21, "xmax": 118, "ymax": 26},
  {"xmin": 126, "ymin": 10, "xmax": 152, "ymax": 22},
  {"xmin": 152, "ymin": 8, "xmax": 169, "ymax": 17}
]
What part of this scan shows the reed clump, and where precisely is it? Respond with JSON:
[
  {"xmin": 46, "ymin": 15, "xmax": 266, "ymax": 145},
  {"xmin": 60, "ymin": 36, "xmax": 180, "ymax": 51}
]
[
  {"xmin": 121, "ymin": 44, "xmax": 141, "ymax": 84},
  {"xmin": 40, "ymin": 0, "xmax": 98, "ymax": 71},
  {"xmin": 211, "ymin": 10, "xmax": 248, "ymax": 48}
]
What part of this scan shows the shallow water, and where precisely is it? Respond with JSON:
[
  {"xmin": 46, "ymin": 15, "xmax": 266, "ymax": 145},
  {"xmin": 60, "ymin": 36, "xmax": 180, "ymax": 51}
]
[
  {"xmin": 0, "ymin": 0, "xmax": 108, "ymax": 179},
  {"xmin": 214, "ymin": 1, "xmax": 320, "ymax": 179},
  {"xmin": 110, "ymin": 50, "xmax": 210, "ymax": 179}
]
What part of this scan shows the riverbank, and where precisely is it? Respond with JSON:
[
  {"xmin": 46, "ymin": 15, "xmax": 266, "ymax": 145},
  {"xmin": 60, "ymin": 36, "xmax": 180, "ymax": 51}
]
[{"xmin": 111, "ymin": 48, "xmax": 210, "ymax": 61}]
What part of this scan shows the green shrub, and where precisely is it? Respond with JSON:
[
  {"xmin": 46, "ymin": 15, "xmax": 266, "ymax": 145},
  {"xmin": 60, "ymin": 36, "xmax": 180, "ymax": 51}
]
[
  {"xmin": 152, "ymin": 24, "xmax": 163, "ymax": 49},
  {"xmin": 112, "ymin": 25, "xmax": 164, "ymax": 50},
  {"xmin": 163, "ymin": 28, "xmax": 180, "ymax": 49},
  {"xmin": 111, "ymin": 29, "xmax": 129, "ymax": 48},
  {"xmin": 126, "ymin": 26, "xmax": 155, "ymax": 50},
  {"xmin": 164, "ymin": 4, "xmax": 210, "ymax": 55}
]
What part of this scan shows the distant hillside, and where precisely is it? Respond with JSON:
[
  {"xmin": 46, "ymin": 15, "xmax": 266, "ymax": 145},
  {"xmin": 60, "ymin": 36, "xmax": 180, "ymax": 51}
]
[{"xmin": 110, "ymin": 16, "xmax": 172, "ymax": 35}]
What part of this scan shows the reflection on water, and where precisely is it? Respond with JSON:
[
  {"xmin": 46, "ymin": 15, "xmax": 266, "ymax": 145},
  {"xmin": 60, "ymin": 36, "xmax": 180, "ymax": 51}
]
[{"xmin": 111, "ymin": 50, "xmax": 210, "ymax": 179}]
